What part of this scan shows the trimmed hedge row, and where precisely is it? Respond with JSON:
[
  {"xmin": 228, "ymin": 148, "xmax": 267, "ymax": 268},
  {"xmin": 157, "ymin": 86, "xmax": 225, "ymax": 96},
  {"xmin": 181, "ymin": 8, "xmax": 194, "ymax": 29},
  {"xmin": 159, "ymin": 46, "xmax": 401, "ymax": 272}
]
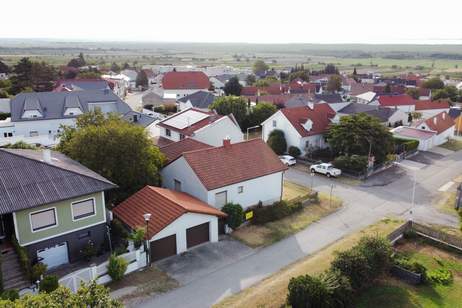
[
  {"xmin": 333, "ymin": 155, "xmax": 368, "ymax": 173},
  {"xmin": 394, "ymin": 137, "xmax": 419, "ymax": 152},
  {"xmin": 251, "ymin": 200, "xmax": 303, "ymax": 225}
]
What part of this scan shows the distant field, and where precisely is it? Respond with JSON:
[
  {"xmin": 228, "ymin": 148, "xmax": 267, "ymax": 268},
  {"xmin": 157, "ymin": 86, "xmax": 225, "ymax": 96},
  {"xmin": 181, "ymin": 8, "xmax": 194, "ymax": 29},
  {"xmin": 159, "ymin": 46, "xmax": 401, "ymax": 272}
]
[{"xmin": 2, "ymin": 40, "xmax": 462, "ymax": 77}]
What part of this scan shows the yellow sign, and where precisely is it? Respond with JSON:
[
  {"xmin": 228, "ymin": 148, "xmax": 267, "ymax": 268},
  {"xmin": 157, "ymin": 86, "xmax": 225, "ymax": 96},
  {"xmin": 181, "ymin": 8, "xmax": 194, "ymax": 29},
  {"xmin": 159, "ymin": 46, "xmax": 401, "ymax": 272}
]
[{"xmin": 245, "ymin": 211, "xmax": 253, "ymax": 220}]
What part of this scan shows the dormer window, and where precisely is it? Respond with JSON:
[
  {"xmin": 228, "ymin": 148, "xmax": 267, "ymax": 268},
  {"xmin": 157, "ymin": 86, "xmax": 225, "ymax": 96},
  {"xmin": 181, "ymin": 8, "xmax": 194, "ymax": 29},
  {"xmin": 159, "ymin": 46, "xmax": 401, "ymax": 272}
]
[{"xmin": 302, "ymin": 119, "xmax": 313, "ymax": 131}]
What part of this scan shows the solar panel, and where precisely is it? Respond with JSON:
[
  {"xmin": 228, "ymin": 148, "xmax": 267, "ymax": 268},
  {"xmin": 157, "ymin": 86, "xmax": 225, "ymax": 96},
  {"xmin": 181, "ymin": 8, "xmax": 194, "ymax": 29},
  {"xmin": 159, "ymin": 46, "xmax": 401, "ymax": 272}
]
[{"xmin": 163, "ymin": 110, "xmax": 209, "ymax": 129}]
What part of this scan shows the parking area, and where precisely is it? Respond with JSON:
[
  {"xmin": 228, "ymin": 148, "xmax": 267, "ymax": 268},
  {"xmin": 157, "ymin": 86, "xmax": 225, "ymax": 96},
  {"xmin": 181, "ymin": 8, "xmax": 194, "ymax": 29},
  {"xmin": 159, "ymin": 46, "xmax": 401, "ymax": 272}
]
[{"xmin": 155, "ymin": 236, "xmax": 254, "ymax": 285}]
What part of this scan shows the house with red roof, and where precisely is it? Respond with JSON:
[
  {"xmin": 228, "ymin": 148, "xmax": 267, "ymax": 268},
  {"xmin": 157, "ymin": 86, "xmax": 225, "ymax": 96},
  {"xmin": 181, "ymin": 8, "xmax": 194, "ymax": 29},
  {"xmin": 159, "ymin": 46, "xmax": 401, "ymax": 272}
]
[
  {"xmin": 414, "ymin": 99, "xmax": 450, "ymax": 118},
  {"xmin": 261, "ymin": 104, "xmax": 336, "ymax": 155},
  {"xmin": 156, "ymin": 107, "xmax": 243, "ymax": 147},
  {"xmin": 412, "ymin": 111, "xmax": 455, "ymax": 146},
  {"xmin": 113, "ymin": 186, "xmax": 226, "ymax": 262},
  {"xmin": 375, "ymin": 94, "xmax": 416, "ymax": 112},
  {"xmin": 162, "ymin": 71, "xmax": 210, "ymax": 99},
  {"xmin": 161, "ymin": 138, "xmax": 287, "ymax": 210}
]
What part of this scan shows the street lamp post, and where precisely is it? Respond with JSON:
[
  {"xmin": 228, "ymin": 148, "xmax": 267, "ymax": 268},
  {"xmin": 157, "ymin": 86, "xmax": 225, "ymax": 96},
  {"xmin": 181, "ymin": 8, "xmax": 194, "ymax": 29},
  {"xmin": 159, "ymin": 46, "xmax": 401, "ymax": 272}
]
[
  {"xmin": 143, "ymin": 213, "xmax": 152, "ymax": 267},
  {"xmin": 246, "ymin": 125, "xmax": 260, "ymax": 140}
]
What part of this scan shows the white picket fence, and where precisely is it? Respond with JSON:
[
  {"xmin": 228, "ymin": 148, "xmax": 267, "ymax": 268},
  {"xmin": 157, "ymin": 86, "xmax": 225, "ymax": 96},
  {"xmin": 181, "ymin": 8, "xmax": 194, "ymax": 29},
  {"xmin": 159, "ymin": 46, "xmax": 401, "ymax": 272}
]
[{"xmin": 59, "ymin": 248, "xmax": 147, "ymax": 292}]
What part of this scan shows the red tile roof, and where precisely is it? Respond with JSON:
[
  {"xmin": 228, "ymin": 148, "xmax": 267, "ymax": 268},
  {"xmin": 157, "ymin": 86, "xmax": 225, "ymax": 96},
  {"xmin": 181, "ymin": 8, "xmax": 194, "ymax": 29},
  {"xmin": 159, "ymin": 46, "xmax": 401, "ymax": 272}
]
[
  {"xmin": 378, "ymin": 94, "xmax": 415, "ymax": 107},
  {"xmin": 160, "ymin": 138, "xmax": 213, "ymax": 162},
  {"xmin": 154, "ymin": 136, "xmax": 175, "ymax": 148},
  {"xmin": 182, "ymin": 139, "xmax": 287, "ymax": 190},
  {"xmin": 241, "ymin": 86, "xmax": 258, "ymax": 96},
  {"xmin": 420, "ymin": 112, "xmax": 454, "ymax": 134},
  {"xmin": 113, "ymin": 186, "xmax": 226, "ymax": 239},
  {"xmin": 281, "ymin": 104, "xmax": 336, "ymax": 137},
  {"xmin": 157, "ymin": 108, "xmax": 225, "ymax": 136},
  {"xmin": 162, "ymin": 71, "xmax": 210, "ymax": 90},
  {"xmin": 415, "ymin": 99, "xmax": 450, "ymax": 111}
]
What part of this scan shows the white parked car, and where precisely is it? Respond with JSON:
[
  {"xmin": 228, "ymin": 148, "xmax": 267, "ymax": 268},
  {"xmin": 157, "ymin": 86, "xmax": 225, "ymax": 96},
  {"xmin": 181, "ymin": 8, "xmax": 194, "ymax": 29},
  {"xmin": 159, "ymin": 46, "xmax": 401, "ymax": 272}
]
[
  {"xmin": 310, "ymin": 163, "xmax": 341, "ymax": 177},
  {"xmin": 279, "ymin": 155, "xmax": 297, "ymax": 166}
]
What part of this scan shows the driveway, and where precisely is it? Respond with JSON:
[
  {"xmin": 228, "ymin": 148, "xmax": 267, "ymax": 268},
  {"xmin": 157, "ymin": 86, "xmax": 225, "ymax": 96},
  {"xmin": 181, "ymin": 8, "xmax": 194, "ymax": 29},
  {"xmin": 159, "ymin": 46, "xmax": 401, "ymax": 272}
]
[
  {"xmin": 156, "ymin": 237, "xmax": 254, "ymax": 285},
  {"xmin": 136, "ymin": 150, "xmax": 462, "ymax": 308}
]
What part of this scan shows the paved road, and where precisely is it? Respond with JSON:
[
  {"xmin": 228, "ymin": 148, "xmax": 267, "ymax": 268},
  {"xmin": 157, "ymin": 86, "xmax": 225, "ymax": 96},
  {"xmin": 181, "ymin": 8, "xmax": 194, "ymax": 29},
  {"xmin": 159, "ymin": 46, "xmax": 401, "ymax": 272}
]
[{"xmin": 135, "ymin": 150, "xmax": 461, "ymax": 308}]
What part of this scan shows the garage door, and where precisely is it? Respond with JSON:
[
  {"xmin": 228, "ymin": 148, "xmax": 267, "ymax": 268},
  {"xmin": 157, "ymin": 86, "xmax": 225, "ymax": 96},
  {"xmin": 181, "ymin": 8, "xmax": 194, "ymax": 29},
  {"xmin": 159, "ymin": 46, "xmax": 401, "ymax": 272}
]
[
  {"xmin": 150, "ymin": 234, "xmax": 177, "ymax": 262},
  {"xmin": 37, "ymin": 242, "xmax": 69, "ymax": 269},
  {"xmin": 186, "ymin": 222, "xmax": 209, "ymax": 249}
]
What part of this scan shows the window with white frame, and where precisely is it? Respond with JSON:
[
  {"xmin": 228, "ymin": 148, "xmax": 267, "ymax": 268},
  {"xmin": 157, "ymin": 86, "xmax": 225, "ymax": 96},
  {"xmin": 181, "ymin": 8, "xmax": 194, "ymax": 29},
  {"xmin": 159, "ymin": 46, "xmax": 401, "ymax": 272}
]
[
  {"xmin": 174, "ymin": 179, "xmax": 182, "ymax": 192},
  {"xmin": 272, "ymin": 120, "xmax": 277, "ymax": 128},
  {"xmin": 238, "ymin": 186, "xmax": 244, "ymax": 194},
  {"xmin": 166, "ymin": 129, "xmax": 171, "ymax": 137},
  {"xmin": 72, "ymin": 199, "xmax": 95, "ymax": 220},
  {"xmin": 30, "ymin": 208, "xmax": 57, "ymax": 231}
]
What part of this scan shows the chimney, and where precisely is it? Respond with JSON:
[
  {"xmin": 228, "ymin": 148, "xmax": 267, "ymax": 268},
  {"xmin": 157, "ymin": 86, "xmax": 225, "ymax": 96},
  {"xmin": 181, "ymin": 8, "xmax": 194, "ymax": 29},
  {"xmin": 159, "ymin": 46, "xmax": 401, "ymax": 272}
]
[
  {"xmin": 42, "ymin": 149, "xmax": 52, "ymax": 164},
  {"xmin": 223, "ymin": 136, "xmax": 231, "ymax": 148},
  {"xmin": 442, "ymin": 113, "xmax": 446, "ymax": 120},
  {"xmin": 433, "ymin": 117, "xmax": 437, "ymax": 125}
]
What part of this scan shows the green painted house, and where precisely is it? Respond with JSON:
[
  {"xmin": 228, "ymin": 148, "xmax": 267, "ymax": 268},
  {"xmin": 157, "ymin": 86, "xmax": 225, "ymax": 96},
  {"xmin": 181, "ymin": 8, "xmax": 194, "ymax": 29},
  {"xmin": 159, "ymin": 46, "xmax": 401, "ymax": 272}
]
[{"xmin": 0, "ymin": 148, "xmax": 116, "ymax": 269}]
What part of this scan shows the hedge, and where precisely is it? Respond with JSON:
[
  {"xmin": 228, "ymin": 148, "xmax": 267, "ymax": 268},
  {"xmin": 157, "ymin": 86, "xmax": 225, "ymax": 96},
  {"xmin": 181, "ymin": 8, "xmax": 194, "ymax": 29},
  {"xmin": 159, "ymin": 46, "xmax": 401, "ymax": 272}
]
[
  {"xmin": 333, "ymin": 155, "xmax": 368, "ymax": 173},
  {"xmin": 251, "ymin": 200, "xmax": 303, "ymax": 225},
  {"xmin": 394, "ymin": 137, "xmax": 419, "ymax": 152}
]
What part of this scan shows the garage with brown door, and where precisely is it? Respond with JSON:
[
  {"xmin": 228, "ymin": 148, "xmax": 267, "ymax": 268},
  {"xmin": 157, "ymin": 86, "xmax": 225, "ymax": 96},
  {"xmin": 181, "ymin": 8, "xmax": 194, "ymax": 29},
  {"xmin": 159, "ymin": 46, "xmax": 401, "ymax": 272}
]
[
  {"xmin": 186, "ymin": 222, "xmax": 210, "ymax": 248},
  {"xmin": 150, "ymin": 234, "xmax": 177, "ymax": 262}
]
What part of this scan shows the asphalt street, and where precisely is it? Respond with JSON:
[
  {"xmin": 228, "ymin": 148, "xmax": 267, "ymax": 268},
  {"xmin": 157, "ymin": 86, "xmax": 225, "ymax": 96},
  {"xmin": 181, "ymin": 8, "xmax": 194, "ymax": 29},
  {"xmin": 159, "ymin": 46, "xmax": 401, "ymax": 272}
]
[{"xmin": 134, "ymin": 149, "xmax": 462, "ymax": 308}]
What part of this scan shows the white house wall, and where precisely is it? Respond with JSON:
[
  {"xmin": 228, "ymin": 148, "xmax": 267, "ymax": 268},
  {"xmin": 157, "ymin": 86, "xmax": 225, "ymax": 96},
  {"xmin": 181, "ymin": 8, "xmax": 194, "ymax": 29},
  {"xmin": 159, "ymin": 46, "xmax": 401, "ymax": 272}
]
[
  {"xmin": 419, "ymin": 109, "xmax": 450, "ymax": 119},
  {"xmin": 207, "ymin": 172, "xmax": 284, "ymax": 210},
  {"xmin": 163, "ymin": 89, "xmax": 205, "ymax": 99},
  {"xmin": 161, "ymin": 157, "xmax": 209, "ymax": 202},
  {"xmin": 150, "ymin": 212, "xmax": 218, "ymax": 254},
  {"xmin": 192, "ymin": 117, "xmax": 244, "ymax": 146},
  {"xmin": 0, "ymin": 118, "xmax": 76, "ymax": 146},
  {"xmin": 262, "ymin": 111, "xmax": 301, "ymax": 152}
]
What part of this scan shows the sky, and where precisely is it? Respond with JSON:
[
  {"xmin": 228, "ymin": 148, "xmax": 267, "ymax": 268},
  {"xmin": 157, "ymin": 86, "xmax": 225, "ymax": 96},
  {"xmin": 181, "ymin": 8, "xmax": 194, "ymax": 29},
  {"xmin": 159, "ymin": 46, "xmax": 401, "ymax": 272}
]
[{"xmin": 1, "ymin": 0, "xmax": 461, "ymax": 44}]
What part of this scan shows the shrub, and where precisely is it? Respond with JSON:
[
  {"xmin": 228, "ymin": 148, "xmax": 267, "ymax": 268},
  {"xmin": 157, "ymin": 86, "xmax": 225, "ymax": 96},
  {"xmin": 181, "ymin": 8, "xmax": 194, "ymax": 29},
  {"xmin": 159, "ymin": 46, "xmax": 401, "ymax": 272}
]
[
  {"xmin": 153, "ymin": 104, "xmax": 177, "ymax": 114},
  {"xmin": 81, "ymin": 240, "xmax": 97, "ymax": 261},
  {"xmin": 357, "ymin": 235, "xmax": 393, "ymax": 276},
  {"xmin": 129, "ymin": 227, "xmax": 146, "ymax": 249},
  {"xmin": 286, "ymin": 271, "xmax": 352, "ymax": 308},
  {"xmin": 221, "ymin": 203, "xmax": 244, "ymax": 229},
  {"xmin": 267, "ymin": 129, "xmax": 287, "ymax": 155},
  {"xmin": 393, "ymin": 254, "xmax": 427, "ymax": 278},
  {"xmin": 0, "ymin": 289, "xmax": 19, "ymax": 301},
  {"xmin": 331, "ymin": 248, "xmax": 372, "ymax": 290},
  {"xmin": 31, "ymin": 262, "xmax": 47, "ymax": 283},
  {"xmin": 333, "ymin": 155, "xmax": 368, "ymax": 173},
  {"xmin": 252, "ymin": 200, "xmax": 303, "ymax": 225},
  {"xmin": 288, "ymin": 146, "xmax": 301, "ymax": 158},
  {"xmin": 427, "ymin": 269, "xmax": 453, "ymax": 285},
  {"xmin": 107, "ymin": 254, "xmax": 128, "ymax": 282},
  {"xmin": 287, "ymin": 274, "xmax": 331, "ymax": 308},
  {"xmin": 39, "ymin": 275, "xmax": 59, "ymax": 293}
]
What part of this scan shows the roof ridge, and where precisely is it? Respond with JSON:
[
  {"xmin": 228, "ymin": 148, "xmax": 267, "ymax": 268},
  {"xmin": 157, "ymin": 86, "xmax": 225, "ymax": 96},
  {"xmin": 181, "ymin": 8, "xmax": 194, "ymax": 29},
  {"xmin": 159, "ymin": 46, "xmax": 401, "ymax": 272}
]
[{"xmin": 0, "ymin": 149, "xmax": 116, "ymax": 187}]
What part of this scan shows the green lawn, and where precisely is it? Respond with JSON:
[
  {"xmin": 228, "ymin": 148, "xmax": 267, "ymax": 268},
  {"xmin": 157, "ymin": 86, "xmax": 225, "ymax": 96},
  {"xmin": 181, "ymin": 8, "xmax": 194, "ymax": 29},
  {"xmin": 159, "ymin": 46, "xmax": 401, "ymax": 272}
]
[
  {"xmin": 440, "ymin": 139, "xmax": 462, "ymax": 151},
  {"xmin": 355, "ymin": 241, "xmax": 462, "ymax": 308}
]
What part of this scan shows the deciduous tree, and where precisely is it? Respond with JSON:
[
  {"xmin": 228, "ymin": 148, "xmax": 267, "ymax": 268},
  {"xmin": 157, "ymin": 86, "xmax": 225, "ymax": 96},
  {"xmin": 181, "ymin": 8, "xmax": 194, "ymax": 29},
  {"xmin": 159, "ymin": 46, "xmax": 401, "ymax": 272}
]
[
  {"xmin": 57, "ymin": 110, "xmax": 164, "ymax": 203},
  {"xmin": 253, "ymin": 60, "xmax": 269, "ymax": 74},
  {"xmin": 326, "ymin": 113, "xmax": 394, "ymax": 163},
  {"xmin": 210, "ymin": 96, "xmax": 248, "ymax": 128},
  {"xmin": 326, "ymin": 75, "xmax": 342, "ymax": 92},
  {"xmin": 224, "ymin": 76, "xmax": 242, "ymax": 96}
]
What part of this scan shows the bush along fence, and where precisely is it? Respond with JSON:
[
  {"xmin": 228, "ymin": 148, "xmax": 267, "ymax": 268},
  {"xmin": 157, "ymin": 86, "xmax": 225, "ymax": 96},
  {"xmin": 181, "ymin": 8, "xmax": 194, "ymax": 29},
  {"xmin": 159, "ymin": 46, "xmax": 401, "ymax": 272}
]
[
  {"xmin": 59, "ymin": 246, "xmax": 147, "ymax": 293},
  {"xmin": 388, "ymin": 220, "xmax": 462, "ymax": 285}
]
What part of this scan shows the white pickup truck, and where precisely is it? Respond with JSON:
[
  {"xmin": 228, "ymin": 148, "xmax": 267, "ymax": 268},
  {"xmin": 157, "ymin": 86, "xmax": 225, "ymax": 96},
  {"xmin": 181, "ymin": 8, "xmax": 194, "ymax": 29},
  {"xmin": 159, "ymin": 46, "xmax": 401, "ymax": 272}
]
[{"xmin": 310, "ymin": 163, "xmax": 341, "ymax": 178}]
